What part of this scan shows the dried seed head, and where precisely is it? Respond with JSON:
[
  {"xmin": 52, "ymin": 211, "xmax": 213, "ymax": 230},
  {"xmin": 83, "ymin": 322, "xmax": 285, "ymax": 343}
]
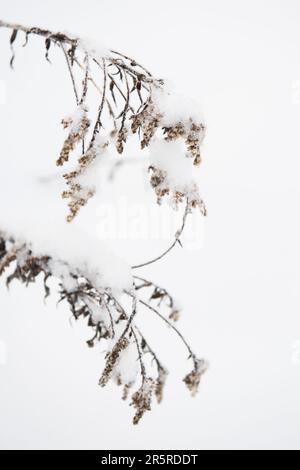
[
  {"xmin": 155, "ymin": 367, "xmax": 168, "ymax": 404},
  {"xmin": 122, "ymin": 383, "xmax": 132, "ymax": 401},
  {"xmin": 163, "ymin": 119, "xmax": 206, "ymax": 166},
  {"xmin": 169, "ymin": 309, "xmax": 180, "ymax": 322},
  {"xmin": 149, "ymin": 166, "xmax": 206, "ymax": 213},
  {"xmin": 131, "ymin": 101, "xmax": 162, "ymax": 149},
  {"xmin": 0, "ymin": 243, "xmax": 22, "ymax": 276},
  {"xmin": 99, "ymin": 337, "xmax": 130, "ymax": 387},
  {"xmin": 163, "ymin": 122, "xmax": 185, "ymax": 141},
  {"xmin": 57, "ymin": 110, "xmax": 90, "ymax": 166},
  {"xmin": 183, "ymin": 359, "xmax": 208, "ymax": 397},
  {"xmin": 61, "ymin": 140, "xmax": 108, "ymax": 222},
  {"xmin": 131, "ymin": 377, "xmax": 154, "ymax": 425},
  {"xmin": 116, "ymin": 128, "xmax": 128, "ymax": 154}
]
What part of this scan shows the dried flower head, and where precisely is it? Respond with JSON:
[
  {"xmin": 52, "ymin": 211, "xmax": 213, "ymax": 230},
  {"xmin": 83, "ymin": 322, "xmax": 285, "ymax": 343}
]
[
  {"xmin": 155, "ymin": 367, "xmax": 168, "ymax": 404},
  {"xmin": 163, "ymin": 119, "xmax": 206, "ymax": 167},
  {"xmin": 116, "ymin": 127, "xmax": 128, "ymax": 154},
  {"xmin": 131, "ymin": 378, "xmax": 154, "ymax": 425},
  {"xmin": 0, "ymin": 19, "xmax": 209, "ymax": 426},
  {"xmin": 169, "ymin": 309, "xmax": 181, "ymax": 322},
  {"xmin": 131, "ymin": 100, "xmax": 162, "ymax": 147},
  {"xmin": 61, "ymin": 139, "xmax": 108, "ymax": 222},
  {"xmin": 122, "ymin": 383, "xmax": 132, "ymax": 401},
  {"xmin": 183, "ymin": 359, "xmax": 209, "ymax": 397},
  {"xmin": 99, "ymin": 337, "xmax": 130, "ymax": 387},
  {"xmin": 57, "ymin": 105, "xmax": 90, "ymax": 167}
]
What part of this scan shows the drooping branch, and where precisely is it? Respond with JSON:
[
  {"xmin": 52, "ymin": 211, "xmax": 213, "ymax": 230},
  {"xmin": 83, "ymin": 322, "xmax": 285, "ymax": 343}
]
[
  {"xmin": 0, "ymin": 231, "xmax": 207, "ymax": 423},
  {"xmin": 134, "ymin": 275, "xmax": 180, "ymax": 321},
  {"xmin": 0, "ymin": 19, "xmax": 206, "ymax": 222}
]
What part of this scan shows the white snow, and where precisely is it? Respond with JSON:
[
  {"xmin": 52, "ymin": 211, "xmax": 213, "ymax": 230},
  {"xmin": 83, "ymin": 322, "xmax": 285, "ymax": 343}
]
[
  {"xmin": 48, "ymin": 259, "xmax": 78, "ymax": 292},
  {"xmin": 76, "ymin": 135, "xmax": 110, "ymax": 191},
  {"xmin": 0, "ymin": 171, "xmax": 132, "ymax": 294},
  {"xmin": 97, "ymin": 321, "xmax": 140, "ymax": 386},
  {"xmin": 77, "ymin": 37, "xmax": 110, "ymax": 60},
  {"xmin": 113, "ymin": 338, "xmax": 139, "ymax": 386},
  {"xmin": 84, "ymin": 297, "xmax": 111, "ymax": 327},
  {"xmin": 149, "ymin": 138, "xmax": 200, "ymax": 199},
  {"xmin": 152, "ymin": 85, "xmax": 205, "ymax": 127},
  {"xmin": 62, "ymin": 104, "xmax": 88, "ymax": 134}
]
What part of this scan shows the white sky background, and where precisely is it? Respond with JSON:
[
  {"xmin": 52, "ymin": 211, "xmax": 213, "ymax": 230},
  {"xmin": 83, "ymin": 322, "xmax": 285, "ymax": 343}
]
[{"xmin": 0, "ymin": 0, "xmax": 300, "ymax": 450}]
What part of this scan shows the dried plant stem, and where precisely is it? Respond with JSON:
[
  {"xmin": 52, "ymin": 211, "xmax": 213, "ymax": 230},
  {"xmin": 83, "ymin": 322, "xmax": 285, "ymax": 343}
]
[
  {"xmin": 0, "ymin": 20, "xmax": 76, "ymax": 45},
  {"xmin": 125, "ymin": 290, "xmax": 198, "ymax": 368},
  {"xmin": 131, "ymin": 326, "xmax": 147, "ymax": 385},
  {"xmin": 134, "ymin": 275, "xmax": 174, "ymax": 306},
  {"xmin": 132, "ymin": 199, "xmax": 190, "ymax": 269},
  {"xmin": 60, "ymin": 43, "xmax": 79, "ymax": 104},
  {"xmin": 134, "ymin": 325, "xmax": 164, "ymax": 371},
  {"xmin": 89, "ymin": 58, "xmax": 107, "ymax": 147},
  {"xmin": 103, "ymin": 300, "xmax": 115, "ymax": 339},
  {"xmin": 0, "ymin": 18, "xmax": 208, "ymax": 424}
]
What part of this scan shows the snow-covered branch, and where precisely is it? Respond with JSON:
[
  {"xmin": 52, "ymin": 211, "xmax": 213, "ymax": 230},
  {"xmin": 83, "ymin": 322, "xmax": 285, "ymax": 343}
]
[
  {"xmin": 0, "ymin": 19, "xmax": 206, "ymax": 221},
  {"xmin": 0, "ymin": 231, "xmax": 207, "ymax": 424},
  {"xmin": 0, "ymin": 20, "xmax": 208, "ymax": 424}
]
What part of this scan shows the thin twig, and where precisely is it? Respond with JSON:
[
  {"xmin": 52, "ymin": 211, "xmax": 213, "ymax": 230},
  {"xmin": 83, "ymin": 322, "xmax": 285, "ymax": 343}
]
[
  {"xmin": 131, "ymin": 326, "xmax": 146, "ymax": 385},
  {"xmin": 126, "ymin": 290, "xmax": 197, "ymax": 368},
  {"xmin": 134, "ymin": 324, "xmax": 163, "ymax": 371},
  {"xmin": 60, "ymin": 42, "xmax": 79, "ymax": 104},
  {"xmin": 132, "ymin": 199, "xmax": 190, "ymax": 269},
  {"xmin": 89, "ymin": 57, "xmax": 107, "ymax": 147},
  {"xmin": 110, "ymin": 50, "xmax": 153, "ymax": 77},
  {"xmin": 103, "ymin": 299, "xmax": 115, "ymax": 339},
  {"xmin": 79, "ymin": 53, "xmax": 89, "ymax": 105}
]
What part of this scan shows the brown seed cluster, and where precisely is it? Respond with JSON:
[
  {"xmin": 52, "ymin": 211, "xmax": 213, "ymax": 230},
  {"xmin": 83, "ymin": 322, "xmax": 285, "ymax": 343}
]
[
  {"xmin": 116, "ymin": 127, "xmax": 128, "ymax": 154},
  {"xmin": 56, "ymin": 96, "xmax": 205, "ymax": 221},
  {"xmin": 131, "ymin": 101, "xmax": 206, "ymax": 169},
  {"xmin": 163, "ymin": 119, "xmax": 206, "ymax": 167},
  {"xmin": 169, "ymin": 309, "xmax": 181, "ymax": 322},
  {"xmin": 62, "ymin": 153, "xmax": 94, "ymax": 223},
  {"xmin": 56, "ymin": 106, "xmax": 115, "ymax": 222},
  {"xmin": 149, "ymin": 167, "xmax": 169, "ymax": 204},
  {"xmin": 122, "ymin": 382, "xmax": 132, "ymax": 401},
  {"xmin": 130, "ymin": 100, "xmax": 206, "ymax": 211},
  {"xmin": 183, "ymin": 359, "xmax": 208, "ymax": 397},
  {"xmin": 131, "ymin": 378, "xmax": 154, "ymax": 425},
  {"xmin": 185, "ymin": 122, "xmax": 206, "ymax": 167},
  {"xmin": 131, "ymin": 101, "xmax": 162, "ymax": 149},
  {"xmin": 61, "ymin": 141, "xmax": 108, "ymax": 222},
  {"xmin": 63, "ymin": 183, "xmax": 95, "ymax": 223},
  {"xmin": 0, "ymin": 244, "xmax": 18, "ymax": 276},
  {"xmin": 99, "ymin": 337, "xmax": 130, "ymax": 387},
  {"xmin": 0, "ymin": 232, "xmax": 208, "ymax": 426},
  {"xmin": 155, "ymin": 367, "xmax": 168, "ymax": 404},
  {"xmin": 0, "ymin": 19, "xmax": 209, "ymax": 426},
  {"xmin": 57, "ymin": 108, "xmax": 90, "ymax": 167},
  {"xmin": 149, "ymin": 166, "xmax": 207, "ymax": 214}
]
